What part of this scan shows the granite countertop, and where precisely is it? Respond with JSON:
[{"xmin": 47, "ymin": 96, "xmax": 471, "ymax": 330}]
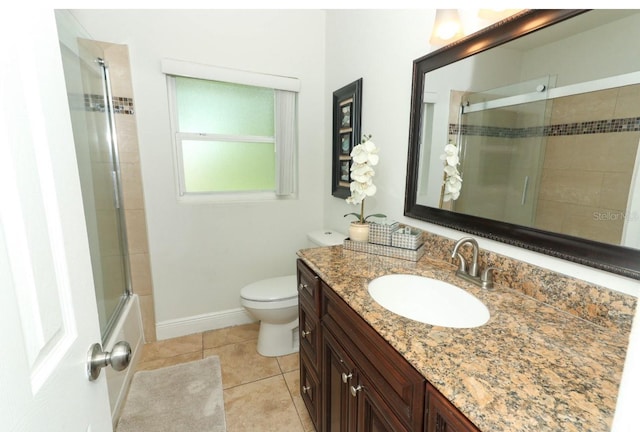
[{"xmin": 297, "ymin": 245, "xmax": 630, "ymax": 432}]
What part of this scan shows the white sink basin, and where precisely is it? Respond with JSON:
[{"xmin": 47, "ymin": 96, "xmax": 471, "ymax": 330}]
[{"xmin": 368, "ymin": 274, "xmax": 490, "ymax": 328}]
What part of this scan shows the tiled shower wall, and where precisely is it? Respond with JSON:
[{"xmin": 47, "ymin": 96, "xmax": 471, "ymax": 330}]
[
  {"xmin": 98, "ymin": 41, "xmax": 157, "ymax": 343},
  {"xmin": 449, "ymin": 84, "xmax": 640, "ymax": 246},
  {"xmin": 536, "ymin": 85, "xmax": 640, "ymax": 244}
]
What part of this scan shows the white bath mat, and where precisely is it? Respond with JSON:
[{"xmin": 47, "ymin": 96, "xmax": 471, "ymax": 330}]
[{"xmin": 116, "ymin": 356, "xmax": 226, "ymax": 432}]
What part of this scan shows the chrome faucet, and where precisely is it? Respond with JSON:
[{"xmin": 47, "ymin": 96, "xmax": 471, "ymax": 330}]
[{"xmin": 451, "ymin": 237, "xmax": 495, "ymax": 289}]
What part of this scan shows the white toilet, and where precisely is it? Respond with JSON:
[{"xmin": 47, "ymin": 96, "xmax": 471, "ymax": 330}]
[{"xmin": 240, "ymin": 230, "xmax": 346, "ymax": 357}]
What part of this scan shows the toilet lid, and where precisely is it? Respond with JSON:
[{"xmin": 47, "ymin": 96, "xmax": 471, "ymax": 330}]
[{"xmin": 240, "ymin": 275, "xmax": 298, "ymax": 302}]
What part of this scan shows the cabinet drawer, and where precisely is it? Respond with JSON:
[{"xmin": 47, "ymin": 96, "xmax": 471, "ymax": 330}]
[
  {"xmin": 300, "ymin": 349, "xmax": 321, "ymax": 431},
  {"xmin": 299, "ymin": 300, "xmax": 321, "ymax": 372},
  {"xmin": 297, "ymin": 259, "xmax": 320, "ymax": 312},
  {"xmin": 322, "ymin": 283, "xmax": 425, "ymax": 431}
]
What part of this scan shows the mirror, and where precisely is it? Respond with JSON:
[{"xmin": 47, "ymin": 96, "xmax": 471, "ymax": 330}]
[{"xmin": 405, "ymin": 10, "xmax": 640, "ymax": 279}]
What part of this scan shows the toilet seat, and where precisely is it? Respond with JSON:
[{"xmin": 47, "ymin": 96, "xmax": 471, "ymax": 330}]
[{"xmin": 240, "ymin": 275, "xmax": 298, "ymax": 302}]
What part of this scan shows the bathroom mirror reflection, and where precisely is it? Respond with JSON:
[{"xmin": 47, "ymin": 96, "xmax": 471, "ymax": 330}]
[{"xmin": 405, "ymin": 10, "xmax": 640, "ymax": 279}]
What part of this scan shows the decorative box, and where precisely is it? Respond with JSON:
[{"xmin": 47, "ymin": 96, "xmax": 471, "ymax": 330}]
[
  {"xmin": 368, "ymin": 221, "xmax": 400, "ymax": 246},
  {"xmin": 392, "ymin": 226, "xmax": 424, "ymax": 250},
  {"xmin": 343, "ymin": 239, "xmax": 425, "ymax": 262}
]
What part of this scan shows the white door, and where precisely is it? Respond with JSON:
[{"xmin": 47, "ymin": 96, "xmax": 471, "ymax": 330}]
[{"xmin": 0, "ymin": 9, "xmax": 113, "ymax": 432}]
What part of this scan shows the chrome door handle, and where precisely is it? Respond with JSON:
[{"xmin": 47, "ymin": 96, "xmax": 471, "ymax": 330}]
[{"xmin": 87, "ymin": 340, "xmax": 131, "ymax": 381}]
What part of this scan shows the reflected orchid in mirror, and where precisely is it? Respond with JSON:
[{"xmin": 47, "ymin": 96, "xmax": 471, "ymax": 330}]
[
  {"xmin": 440, "ymin": 141, "xmax": 462, "ymax": 201},
  {"xmin": 344, "ymin": 135, "xmax": 386, "ymax": 223}
]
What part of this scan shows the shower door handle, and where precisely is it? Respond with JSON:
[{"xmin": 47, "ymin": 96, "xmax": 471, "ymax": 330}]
[
  {"xmin": 521, "ymin": 176, "xmax": 529, "ymax": 205},
  {"xmin": 87, "ymin": 340, "xmax": 132, "ymax": 381},
  {"xmin": 111, "ymin": 171, "xmax": 121, "ymax": 209}
]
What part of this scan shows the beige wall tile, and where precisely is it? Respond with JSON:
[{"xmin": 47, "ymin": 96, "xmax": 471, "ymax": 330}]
[
  {"xmin": 539, "ymin": 169, "xmax": 603, "ymax": 206},
  {"xmin": 139, "ymin": 293, "xmax": 157, "ymax": 342},
  {"xmin": 102, "ymin": 43, "xmax": 134, "ymax": 99},
  {"xmin": 600, "ymin": 172, "xmax": 633, "ymax": 211},
  {"xmin": 129, "ymin": 253, "xmax": 153, "ymax": 296},
  {"xmin": 114, "ymin": 114, "xmax": 140, "ymax": 164},
  {"xmin": 120, "ymin": 162, "xmax": 145, "ymax": 210},
  {"xmin": 614, "ymin": 84, "xmax": 640, "ymax": 118},
  {"xmin": 124, "ymin": 209, "xmax": 149, "ymax": 254}
]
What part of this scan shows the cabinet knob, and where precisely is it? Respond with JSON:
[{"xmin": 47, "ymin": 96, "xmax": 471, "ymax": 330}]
[
  {"xmin": 341, "ymin": 372, "xmax": 352, "ymax": 383},
  {"xmin": 301, "ymin": 330, "xmax": 311, "ymax": 339},
  {"xmin": 350, "ymin": 384, "xmax": 363, "ymax": 397},
  {"xmin": 298, "ymin": 283, "xmax": 308, "ymax": 291},
  {"xmin": 302, "ymin": 385, "xmax": 311, "ymax": 395}
]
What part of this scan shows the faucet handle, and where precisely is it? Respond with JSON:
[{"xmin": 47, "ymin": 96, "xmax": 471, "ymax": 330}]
[{"xmin": 480, "ymin": 267, "xmax": 498, "ymax": 289}]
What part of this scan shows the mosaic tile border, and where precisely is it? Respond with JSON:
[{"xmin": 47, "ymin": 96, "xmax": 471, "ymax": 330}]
[
  {"xmin": 84, "ymin": 93, "xmax": 135, "ymax": 115},
  {"xmin": 449, "ymin": 116, "xmax": 640, "ymax": 138}
]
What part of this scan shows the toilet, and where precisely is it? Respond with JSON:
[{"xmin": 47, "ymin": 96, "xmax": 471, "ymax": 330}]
[{"xmin": 240, "ymin": 230, "xmax": 346, "ymax": 357}]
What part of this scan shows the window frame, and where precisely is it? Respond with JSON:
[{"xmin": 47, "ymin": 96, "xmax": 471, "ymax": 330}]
[{"xmin": 163, "ymin": 59, "xmax": 299, "ymax": 202}]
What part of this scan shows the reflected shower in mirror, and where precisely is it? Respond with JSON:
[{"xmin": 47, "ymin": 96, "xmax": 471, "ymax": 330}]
[{"xmin": 406, "ymin": 10, "xmax": 640, "ymax": 279}]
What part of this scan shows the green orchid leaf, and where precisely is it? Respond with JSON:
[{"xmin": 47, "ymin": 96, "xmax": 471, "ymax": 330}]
[
  {"xmin": 343, "ymin": 212, "xmax": 362, "ymax": 220},
  {"xmin": 364, "ymin": 213, "xmax": 387, "ymax": 221}
]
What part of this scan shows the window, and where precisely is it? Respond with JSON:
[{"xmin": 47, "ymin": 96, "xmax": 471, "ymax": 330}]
[{"xmin": 163, "ymin": 59, "xmax": 299, "ymax": 199}]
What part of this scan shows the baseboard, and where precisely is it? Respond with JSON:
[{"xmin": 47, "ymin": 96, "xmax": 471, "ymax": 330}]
[{"xmin": 156, "ymin": 308, "xmax": 256, "ymax": 340}]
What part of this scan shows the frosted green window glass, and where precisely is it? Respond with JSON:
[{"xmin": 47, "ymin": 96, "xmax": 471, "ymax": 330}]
[
  {"xmin": 176, "ymin": 77, "xmax": 274, "ymax": 136},
  {"xmin": 173, "ymin": 76, "xmax": 277, "ymax": 193},
  {"xmin": 182, "ymin": 140, "xmax": 275, "ymax": 192}
]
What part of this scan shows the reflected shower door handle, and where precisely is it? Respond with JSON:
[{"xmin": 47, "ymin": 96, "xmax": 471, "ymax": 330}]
[
  {"xmin": 111, "ymin": 171, "xmax": 120, "ymax": 209},
  {"xmin": 521, "ymin": 176, "xmax": 529, "ymax": 205}
]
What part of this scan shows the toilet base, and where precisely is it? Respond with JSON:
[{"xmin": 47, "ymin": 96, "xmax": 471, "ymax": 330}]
[{"xmin": 256, "ymin": 318, "xmax": 299, "ymax": 357}]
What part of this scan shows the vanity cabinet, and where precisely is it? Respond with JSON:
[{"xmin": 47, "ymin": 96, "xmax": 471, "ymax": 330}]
[
  {"xmin": 426, "ymin": 383, "xmax": 480, "ymax": 432},
  {"xmin": 297, "ymin": 259, "xmax": 480, "ymax": 432},
  {"xmin": 297, "ymin": 259, "xmax": 322, "ymax": 431}
]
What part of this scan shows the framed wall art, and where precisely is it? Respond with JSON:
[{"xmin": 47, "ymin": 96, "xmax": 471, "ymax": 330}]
[{"xmin": 331, "ymin": 78, "xmax": 362, "ymax": 198}]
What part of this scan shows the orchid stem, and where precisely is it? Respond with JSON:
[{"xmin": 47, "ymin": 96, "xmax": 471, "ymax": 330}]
[{"xmin": 360, "ymin": 199, "xmax": 365, "ymax": 224}]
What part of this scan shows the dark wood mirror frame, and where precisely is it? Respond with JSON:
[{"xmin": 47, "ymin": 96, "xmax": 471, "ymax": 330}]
[{"xmin": 404, "ymin": 9, "xmax": 640, "ymax": 280}]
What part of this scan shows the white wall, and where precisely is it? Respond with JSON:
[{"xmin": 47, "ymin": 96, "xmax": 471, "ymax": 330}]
[
  {"xmin": 71, "ymin": 10, "xmax": 326, "ymax": 329},
  {"xmin": 323, "ymin": 9, "xmax": 640, "ymax": 430}
]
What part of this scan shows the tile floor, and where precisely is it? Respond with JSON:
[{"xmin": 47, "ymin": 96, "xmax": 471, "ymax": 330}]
[{"xmin": 135, "ymin": 323, "xmax": 314, "ymax": 432}]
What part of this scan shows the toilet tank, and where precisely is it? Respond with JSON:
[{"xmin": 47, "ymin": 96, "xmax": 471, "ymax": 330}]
[{"xmin": 307, "ymin": 230, "xmax": 347, "ymax": 247}]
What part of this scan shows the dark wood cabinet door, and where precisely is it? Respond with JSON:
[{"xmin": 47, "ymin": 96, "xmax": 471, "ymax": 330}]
[
  {"xmin": 426, "ymin": 383, "xmax": 480, "ymax": 432},
  {"xmin": 322, "ymin": 324, "xmax": 357, "ymax": 432},
  {"xmin": 299, "ymin": 300, "xmax": 321, "ymax": 370},
  {"xmin": 300, "ymin": 350, "xmax": 321, "ymax": 431},
  {"xmin": 356, "ymin": 373, "xmax": 411, "ymax": 432}
]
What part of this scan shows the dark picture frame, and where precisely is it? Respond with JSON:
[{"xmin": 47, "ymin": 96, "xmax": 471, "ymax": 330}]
[{"xmin": 332, "ymin": 78, "xmax": 362, "ymax": 198}]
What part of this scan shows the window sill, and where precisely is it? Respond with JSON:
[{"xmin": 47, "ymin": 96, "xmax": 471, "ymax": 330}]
[{"xmin": 177, "ymin": 191, "xmax": 297, "ymax": 204}]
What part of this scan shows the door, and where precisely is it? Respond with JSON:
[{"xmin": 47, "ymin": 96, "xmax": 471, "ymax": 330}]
[
  {"xmin": 322, "ymin": 326, "xmax": 357, "ymax": 432},
  {"xmin": 0, "ymin": 9, "xmax": 112, "ymax": 432}
]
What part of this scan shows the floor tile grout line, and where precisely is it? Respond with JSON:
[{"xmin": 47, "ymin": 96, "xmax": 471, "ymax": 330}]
[{"xmin": 221, "ymin": 371, "xmax": 287, "ymax": 391}]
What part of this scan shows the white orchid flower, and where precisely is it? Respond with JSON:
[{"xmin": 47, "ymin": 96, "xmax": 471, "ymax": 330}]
[
  {"xmin": 441, "ymin": 141, "xmax": 463, "ymax": 202},
  {"xmin": 351, "ymin": 140, "xmax": 379, "ymax": 166},
  {"xmin": 350, "ymin": 163, "xmax": 375, "ymax": 183}
]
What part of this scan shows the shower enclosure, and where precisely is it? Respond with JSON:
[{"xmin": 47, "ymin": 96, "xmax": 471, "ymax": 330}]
[
  {"xmin": 446, "ymin": 74, "xmax": 640, "ymax": 247},
  {"xmin": 55, "ymin": 11, "xmax": 131, "ymax": 343}
]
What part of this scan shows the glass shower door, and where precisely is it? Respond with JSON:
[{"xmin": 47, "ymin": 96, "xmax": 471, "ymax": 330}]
[
  {"xmin": 453, "ymin": 77, "xmax": 553, "ymax": 227},
  {"xmin": 56, "ymin": 11, "xmax": 131, "ymax": 342}
]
